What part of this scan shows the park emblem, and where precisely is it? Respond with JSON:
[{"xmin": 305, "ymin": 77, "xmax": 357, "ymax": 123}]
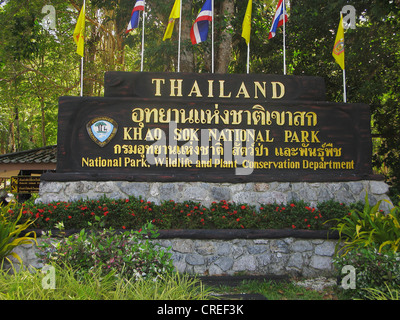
[{"xmin": 86, "ymin": 117, "xmax": 118, "ymax": 147}]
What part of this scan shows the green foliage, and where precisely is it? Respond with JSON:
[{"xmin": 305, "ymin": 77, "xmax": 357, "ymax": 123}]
[
  {"xmin": 330, "ymin": 195, "xmax": 400, "ymax": 255},
  {"xmin": 362, "ymin": 283, "xmax": 400, "ymax": 300},
  {"xmin": 0, "ymin": 263, "xmax": 212, "ymax": 300},
  {"xmin": 37, "ymin": 220, "xmax": 173, "ymax": 281},
  {"xmin": 333, "ymin": 247, "xmax": 400, "ymax": 300},
  {"xmin": 18, "ymin": 196, "xmax": 359, "ymax": 231},
  {"xmin": 0, "ymin": 202, "xmax": 37, "ymax": 264}
]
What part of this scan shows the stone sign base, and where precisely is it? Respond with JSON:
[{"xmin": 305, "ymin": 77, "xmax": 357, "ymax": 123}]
[
  {"xmin": 38, "ymin": 180, "xmax": 393, "ymax": 212},
  {"xmin": 6, "ymin": 234, "xmax": 339, "ymax": 278}
]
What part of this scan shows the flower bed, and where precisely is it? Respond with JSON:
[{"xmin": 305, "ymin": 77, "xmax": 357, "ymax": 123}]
[{"xmin": 13, "ymin": 196, "xmax": 363, "ymax": 232}]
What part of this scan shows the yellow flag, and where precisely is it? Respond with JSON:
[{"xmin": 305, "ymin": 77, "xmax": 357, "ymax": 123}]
[
  {"xmin": 241, "ymin": 0, "xmax": 252, "ymax": 45},
  {"xmin": 332, "ymin": 14, "xmax": 345, "ymax": 70},
  {"xmin": 73, "ymin": 4, "xmax": 85, "ymax": 57},
  {"xmin": 163, "ymin": 0, "xmax": 181, "ymax": 41}
]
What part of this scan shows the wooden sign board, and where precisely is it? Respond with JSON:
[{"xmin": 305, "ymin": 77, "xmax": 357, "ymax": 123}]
[
  {"xmin": 43, "ymin": 72, "xmax": 374, "ymax": 183},
  {"xmin": 11, "ymin": 176, "xmax": 41, "ymax": 193}
]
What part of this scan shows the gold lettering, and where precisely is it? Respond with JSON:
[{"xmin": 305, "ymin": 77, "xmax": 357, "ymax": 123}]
[
  {"xmin": 284, "ymin": 130, "xmax": 320, "ymax": 143},
  {"xmin": 254, "ymin": 81, "xmax": 267, "ymax": 99},
  {"xmin": 151, "ymin": 78, "xmax": 165, "ymax": 96},
  {"xmin": 236, "ymin": 82, "xmax": 250, "ymax": 98},
  {"xmin": 124, "ymin": 127, "xmax": 132, "ymax": 140},
  {"xmin": 170, "ymin": 79, "xmax": 183, "ymax": 97},
  {"xmin": 208, "ymin": 80, "xmax": 214, "ymax": 97},
  {"xmin": 219, "ymin": 80, "xmax": 232, "ymax": 98},
  {"xmin": 271, "ymin": 81, "xmax": 285, "ymax": 99},
  {"xmin": 188, "ymin": 80, "xmax": 203, "ymax": 97}
]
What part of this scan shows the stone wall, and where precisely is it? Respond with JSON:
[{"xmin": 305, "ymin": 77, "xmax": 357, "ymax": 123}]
[
  {"xmin": 5, "ymin": 231, "xmax": 339, "ymax": 278},
  {"xmin": 37, "ymin": 180, "xmax": 393, "ymax": 211}
]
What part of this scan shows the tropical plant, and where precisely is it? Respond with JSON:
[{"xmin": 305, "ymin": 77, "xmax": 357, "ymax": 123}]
[
  {"xmin": 0, "ymin": 202, "xmax": 37, "ymax": 265},
  {"xmin": 333, "ymin": 247, "xmax": 400, "ymax": 300},
  {"xmin": 330, "ymin": 194, "xmax": 400, "ymax": 256},
  {"xmin": 37, "ymin": 219, "xmax": 173, "ymax": 280}
]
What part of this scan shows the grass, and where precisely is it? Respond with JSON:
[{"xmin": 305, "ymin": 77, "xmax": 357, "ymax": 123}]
[
  {"xmin": 0, "ymin": 262, "xmax": 346, "ymax": 300},
  {"xmin": 0, "ymin": 263, "xmax": 213, "ymax": 300}
]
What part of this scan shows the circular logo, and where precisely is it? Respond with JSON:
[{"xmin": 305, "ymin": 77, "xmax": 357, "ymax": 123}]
[{"xmin": 333, "ymin": 39, "xmax": 344, "ymax": 56}]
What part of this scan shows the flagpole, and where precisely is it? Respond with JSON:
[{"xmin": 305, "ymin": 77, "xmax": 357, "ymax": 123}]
[
  {"xmin": 140, "ymin": 1, "xmax": 145, "ymax": 72},
  {"xmin": 177, "ymin": 0, "xmax": 182, "ymax": 72},
  {"xmin": 211, "ymin": 0, "xmax": 214, "ymax": 73},
  {"xmin": 80, "ymin": 0, "xmax": 85, "ymax": 96},
  {"xmin": 343, "ymin": 68, "xmax": 347, "ymax": 102},
  {"xmin": 283, "ymin": 0, "xmax": 286, "ymax": 75},
  {"xmin": 246, "ymin": 44, "xmax": 250, "ymax": 74}
]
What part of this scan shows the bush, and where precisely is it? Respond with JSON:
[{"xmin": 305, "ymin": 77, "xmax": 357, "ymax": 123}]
[
  {"xmin": 330, "ymin": 195, "xmax": 400, "ymax": 255},
  {"xmin": 17, "ymin": 196, "xmax": 360, "ymax": 231},
  {"xmin": 333, "ymin": 247, "xmax": 400, "ymax": 299},
  {"xmin": 37, "ymin": 219, "xmax": 174, "ymax": 281}
]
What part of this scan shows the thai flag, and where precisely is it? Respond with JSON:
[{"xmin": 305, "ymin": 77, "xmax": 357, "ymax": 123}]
[
  {"xmin": 190, "ymin": 0, "xmax": 213, "ymax": 44},
  {"xmin": 126, "ymin": 0, "xmax": 145, "ymax": 33},
  {"xmin": 268, "ymin": 0, "xmax": 288, "ymax": 39}
]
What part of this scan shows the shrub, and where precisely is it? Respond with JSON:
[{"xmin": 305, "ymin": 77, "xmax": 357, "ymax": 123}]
[
  {"xmin": 330, "ymin": 195, "xmax": 400, "ymax": 255},
  {"xmin": 333, "ymin": 247, "xmax": 400, "ymax": 300},
  {"xmin": 18, "ymin": 196, "xmax": 361, "ymax": 231},
  {"xmin": 37, "ymin": 219, "xmax": 173, "ymax": 280}
]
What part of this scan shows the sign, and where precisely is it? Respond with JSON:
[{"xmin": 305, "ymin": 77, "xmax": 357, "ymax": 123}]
[
  {"xmin": 46, "ymin": 72, "xmax": 373, "ymax": 183},
  {"xmin": 11, "ymin": 176, "xmax": 41, "ymax": 193}
]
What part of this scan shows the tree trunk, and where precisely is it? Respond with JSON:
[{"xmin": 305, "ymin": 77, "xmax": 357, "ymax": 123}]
[
  {"xmin": 180, "ymin": 1, "xmax": 195, "ymax": 72},
  {"xmin": 215, "ymin": 0, "xmax": 234, "ymax": 73}
]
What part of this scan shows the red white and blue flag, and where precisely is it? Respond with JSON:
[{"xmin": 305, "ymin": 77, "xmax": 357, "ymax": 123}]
[
  {"xmin": 126, "ymin": 0, "xmax": 145, "ymax": 33},
  {"xmin": 190, "ymin": 0, "xmax": 213, "ymax": 44},
  {"xmin": 268, "ymin": 0, "xmax": 288, "ymax": 39}
]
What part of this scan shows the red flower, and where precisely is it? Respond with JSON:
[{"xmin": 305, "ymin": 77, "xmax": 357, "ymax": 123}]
[
  {"xmin": 290, "ymin": 203, "xmax": 295, "ymax": 207},
  {"xmin": 91, "ymin": 212, "xmax": 95, "ymax": 216},
  {"xmin": 68, "ymin": 216, "xmax": 72, "ymax": 219},
  {"xmin": 122, "ymin": 226, "xmax": 126, "ymax": 229},
  {"xmin": 45, "ymin": 218, "xmax": 50, "ymax": 222},
  {"xmin": 259, "ymin": 207, "xmax": 264, "ymax": 210},
  {"xmin": 241, "ymin": 205, "xmax": 246, "ymax": 210},
  {"xmin": 292, "ymin": 224, "xmax": 296, "ymax": 229},
  {"xmin": 104, "ymin": 211, "xmax": 109, "ymax": 216}
]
